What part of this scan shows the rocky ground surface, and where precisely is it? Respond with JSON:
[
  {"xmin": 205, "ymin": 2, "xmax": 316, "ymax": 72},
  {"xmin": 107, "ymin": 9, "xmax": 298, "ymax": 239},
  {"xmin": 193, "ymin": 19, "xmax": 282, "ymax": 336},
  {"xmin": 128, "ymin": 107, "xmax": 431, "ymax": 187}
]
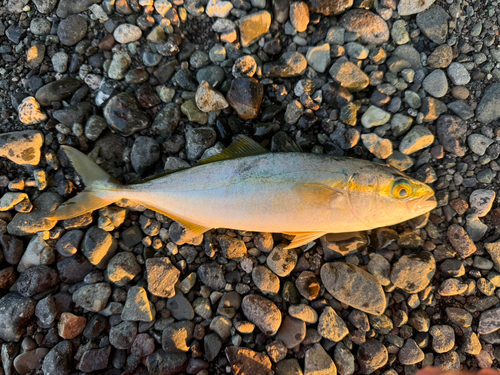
[{"xmin": 0, "ymin": 0, "xmax": 500, "ymax": 373}]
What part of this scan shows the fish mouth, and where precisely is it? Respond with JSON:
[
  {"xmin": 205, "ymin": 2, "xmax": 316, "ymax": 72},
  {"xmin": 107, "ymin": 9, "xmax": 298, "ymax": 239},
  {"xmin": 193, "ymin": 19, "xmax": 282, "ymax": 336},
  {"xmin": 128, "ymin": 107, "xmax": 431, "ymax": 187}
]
[{"xmin": 407, "ymin": 192, "xmax": 437, "ymax": 214}]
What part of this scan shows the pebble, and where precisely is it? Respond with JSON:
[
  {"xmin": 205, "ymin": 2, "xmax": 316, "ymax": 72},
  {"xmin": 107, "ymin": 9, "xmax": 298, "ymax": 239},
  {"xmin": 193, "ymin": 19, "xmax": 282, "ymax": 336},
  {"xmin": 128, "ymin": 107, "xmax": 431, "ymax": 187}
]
[
  {"xmin": 206, "ymin": 0, "xmax": 233, "ymax": 18},
  {"xmin": 436, "ymin": 115, "xmax": 467, "ymax": 157},
  {"xmin": 290, "ymin": 2, "xmax": 309, "ymax": 32},
  {"xmin": 58, "ymin": 312, "xmax": 86, "ymax": 339},
  {"xmin": 304, "ymin": 343, "xmax": 337, "ymax": 374},
  {"xmin": 276, "ymin": 315, "xmax": 306, "ymax": 348},
  {"xmin": 264, "ymin": 51, "xmax": 307, "ymax": 78},
  {"xmin": 428, "ymin": 45, "xmax": 453, "ymax": 69},
  {"xmin": 239, "ymin": 11, "xmax": 271, "ymax": 47},
  {"xmin": 429, "ymin": 325, "xmax": 455, "ymax": 353},
  {"xmin": 226, "ymin": 78, "xmax": 263, "ymax": 120},
  {"xmin": 146, "ymin": 257, "xmax": 180, "ymax": 298},
  {"xmin": 72, "ymin": 282, "xmax": 112, "ymax": 312},
  {"xmin": 361, "ymin": 133, "xmax": 393, "ymax": 159},
  {"xmin": 108, "ymin": 51, "xmax": 132, "ymax": 80},
  {"xmin": 104, "ymin": 93, "xmax": 150, "ymax": 136},
  {"xmin": 447, "ymin": 224, "xmax": 476, "ymax": 258},
  {"xmin": 309, "ymin": 0, "xmax": 351, "ymax": 15},
  {"xmin": 162, "ymin": 320, "xmax": 194, "ymax": 352},
  {"xmin": 478, "ymin": 307, "xmax": 500, "ymax": 334},
  {"xmin": 468, "ymin": 134, "xmax": 493, "ymax": 156},
  {"xmin": 446, "ymin": 307, "xmax": 472, "ymax": 327},
  {"xmin": 361, "ymin": 105, "xmax": 391, "ymax": 128},
  {"xmin": 113, "ymin": 23, "xmax": 142, "ymax": 43},
  {"xmin": 0, "ymin": 293, "xmax": 36, "ymax": 342},
  {"xmin": 0, "ymin": 130, "xmax": 43, "ymax": 166},
  {"xmin": 422, "ymin": 69, "xmax": 448, "ymax": 98},
  {"xmin": 197, "ymin": 262, "xmax": 226, "ymax": 290},
  {"xmin": 226, "ymin": 346, "xmax": 272, "ymax": 375},
  {"xmin": 339, "ymin": 9, "xmax": 390, "ymax": 45},
  {"xmin": 168, "ymin": 291, "xmax": 195, "ymax": 320},
  {"xmin": 321, "ymin": 262, "xmax": 386, "ymax": 315},
  {"xmin": 288, "ymin": 304, "xmax": 317, "ymax": 323},
  {"xmin": 107, "ymin": 252, "xmax": 141, "ymax": 286},
  {"xmin": 416, "ymin": 5, "xmax": 449, "ymax": 44},
  {"xmin": 399, "ymin": 126, "xmax": 434, "ymax": 155},
  {"xmin": 17, "ymin": 97, "xmax": 47, "ymax": 125},
  {"xmin": 399, "ymin": 339, "xmax": 425, "ymax": 365},
  {"xmin": 35, "ymin": 77, "xmax": 81, "ymax": 106},
  {"xmin": 447, "ymin": 62, "xmax": 471, "ymax": 85},
  {"xmin": 151, "ymin": 103, "xmax": 181, "ymax": 138},
  {"xmin": 122, "ymin": 286, "xmax": 154, "ymax": 322},
  {"xmin": 329, "ymin": 57, "xmax": 369, "ymax": 92},
  {"xmin": 196, "ymin": 81, "xmax": 228, "ymax": 112},
  {"xmin": 110, "ymin": 321, "xmax": 137, "ymax": 350},
  {"xmin": 13, "ymin": 348, "xmax": 49, "ymax": 374},
  {"xmin": 318, "ymin": 306, "xmax": 349, "ymax": 342},
  {"xmin": 42, "ymin": 340, "xmax": 72, "ymax": 375},
  {"xmin": 218, "ymin": 235, "xmax": 247, "ymax": 259},
  {"xmin": 18, "ymin": 235, "xmax": 54, "ymax": 272},
  {"xmin": 17, "ymin": 265, "xmax": 59, "ymax": 297},
  {"xmin": 438, "ymin": 278, "xmax": 467, "ymax": 296},
  {"xmin": 306, "ymin": 43, "xmax": 331, "ymax": 73},
  {"xmin": 233, "ymin": 56, "xmax": 257, "ymax": 78},
  {"xmin": 266, "ymin": 246, "xmax": 297, "ymax": 277},
  {"xmin": 145, "ymin": 350, "xmax": 188, "ymax": 375},
  {"xmin": 358, "ymin": 338, "xmax": 388, "ymax": 374},
  {"xmin": 477, "ymin": 83, "xmax": 500, "ymax": 124},
  {"xmin": 131, "ymin": 136, "xmax": 160, "ymax": 176},
  {"xmin": 398, "ymin": 0, "xmax": 435, "ymax": 15},
  {"xmin": 391, "ymin": 252, "xmax": 435, "ymax": 293},
  {"xmin": 26, "ymin": 43, "xmax": 46, "ymax": 69},
  {"xmin": 185, "ymin": 127, "xmax": 217, "ymax": 160},
  {"xmin": 241, "ymin": 294, "xmax": 282, "ymax": 336},
  {"xmin": 252, "ymin": 265, "xmax": 280, "ymax": 295},
  {"xmin": 57, "ymin": 15, "xmax": 87, "ymax": 46}
]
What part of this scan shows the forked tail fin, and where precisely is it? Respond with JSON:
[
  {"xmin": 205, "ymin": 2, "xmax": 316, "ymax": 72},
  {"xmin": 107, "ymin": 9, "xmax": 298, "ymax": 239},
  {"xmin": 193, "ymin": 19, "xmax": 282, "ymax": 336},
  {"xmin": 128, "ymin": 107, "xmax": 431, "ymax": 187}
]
[{"xmin": 49, "ymin": 146, "xmax": 125, "ymax": 220}]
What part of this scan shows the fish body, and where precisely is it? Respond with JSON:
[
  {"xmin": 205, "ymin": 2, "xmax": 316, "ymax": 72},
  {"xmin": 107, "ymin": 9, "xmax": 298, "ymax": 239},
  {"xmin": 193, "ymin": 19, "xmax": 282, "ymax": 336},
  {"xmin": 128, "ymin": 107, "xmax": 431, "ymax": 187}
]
[{"xmin": 51, "ymin": 136, "xmax": 437, "ymax": 248}]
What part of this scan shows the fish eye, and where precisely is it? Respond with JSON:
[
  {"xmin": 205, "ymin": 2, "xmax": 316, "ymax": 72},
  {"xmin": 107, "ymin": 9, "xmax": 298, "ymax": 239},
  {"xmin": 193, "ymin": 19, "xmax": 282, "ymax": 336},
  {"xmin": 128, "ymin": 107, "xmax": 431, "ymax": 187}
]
[{"xmin": 392, "ymin": 180, "xmax": 412, "ymax": 199}]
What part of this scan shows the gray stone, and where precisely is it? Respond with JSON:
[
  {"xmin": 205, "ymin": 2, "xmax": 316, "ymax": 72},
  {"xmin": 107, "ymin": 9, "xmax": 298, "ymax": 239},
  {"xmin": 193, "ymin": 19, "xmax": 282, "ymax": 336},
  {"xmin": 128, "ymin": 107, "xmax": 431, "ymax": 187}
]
[
  {"xmin": 104, "ymin": 93, "xmax": 150, "ymax": 137},
  {"xmin": 321, "ymin": 262, "xmax": 386, "ymax": 315},
  {"xmin": 72, "ymin": 283, "xmax": 112, "ymax": 312},
  {"xmin": 468, "ymin": 134, "xmax": 493, "ymax": 156},
  {"xmin": 436, "ymin": 115, "xmax": 467, "ymax": 157},
  {"xmin": 151, "ymin": 103, "xmax": 181, "ymax": 139},
  {"xmin": 447, "ymin": 62, "xmax": 471, "ymax": 85},
  {"xmin": 185, "ymin": 127, "xmax": 217, "ymax": 160},
  {"xmin": 146, "ymin": 257, "xmax": 180, "ymax": 298},
  {"xmin": 416, "ymin": 5, "xmax": 449, "ymax": 44},
  {"xmin": 357, "ymin": 339, "xmax": 388, "ymax": 374},
  {"xmin": 145, "ymin": 350, "xmax": 188, "ymax": 375},
  {"xmin": 422, "ymin": 69, "xmax": 448, "ymax": 98},
  {"xmin": 241, "ymin": 294, "xmax": 281, "ymax": 336},
  {"xmin": 306, "ymin": 43, "xmax": 331, "ymax": 73},
  {"xmin": 167, "ymin": 291, "xmax": 195, "ymax": 320},
  {"xmin": 429, "ymin": 325, "xmax": 455, "ymax": 353},
  {"xmin": 109, "ymin": 321, "xmax": 137, "ymax": 349},
  {"xmin": 17, "ymin": 265, "xmax": 59, "ymax": 297},
  {"xmin": 131, "ymin": 136, "xmax": 160, "ymax": 176},
  {"xmin": 478, "ymin": 307, "xmax": 500, "ymax": 334},
  {"xmin": 304, "ymin": 343, "xmax": 337, "ymax": 374},
  {"xmin": 57, "ymin": 15, "xmax": 87, "ymax": 46},
  {"xmin": 162, "ymin": 320, "xmax": 194, "ymax": 353},
  {"xmin": 0, "ymin": 293, "xmax": 36, "ymax": 342},
  {"xmin": 42, "ymin": 341, "xmax": 72, "ymax": 375},
  {"xmin": 477, "ymin": 83, "xmax": 500, "ymax": 124},
  {"xmin": 81, "ymin": 226, "xmax": 118, "ymax": 269},
  {"xmin": 122, "ymin": 286, "xmax": 154, "ymax": 322},
  {"xmin": 399, "ymin": 339, "xmax": 425, "ymax": 365},
  {"xmin": 339, "ymin": 9, "xmax": 389, "ymax": 45}
]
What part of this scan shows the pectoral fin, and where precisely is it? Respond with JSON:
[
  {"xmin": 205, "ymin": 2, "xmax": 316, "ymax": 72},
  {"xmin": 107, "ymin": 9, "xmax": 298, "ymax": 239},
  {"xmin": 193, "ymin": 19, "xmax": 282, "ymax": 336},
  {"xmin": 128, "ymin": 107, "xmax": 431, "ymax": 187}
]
[
  {"xmin": 293, "ymin": 183, "xmax": 343, "ymax": 207},
  {"xmin": 283, "ymin": 232, "xmax": 326, "ymax": 249}
]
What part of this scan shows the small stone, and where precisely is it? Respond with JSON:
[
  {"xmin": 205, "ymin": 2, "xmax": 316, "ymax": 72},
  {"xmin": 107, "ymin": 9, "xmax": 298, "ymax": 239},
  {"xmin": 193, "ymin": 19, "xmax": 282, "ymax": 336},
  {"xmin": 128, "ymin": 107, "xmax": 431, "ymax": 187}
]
[
  {"xmin": 104, "ymin": 93, "xmax": 150, "ymax": 136},
  {"xmin": 58, "ymin": 312, "xmax": 86, "ymax": 339},
  {"xmin": 427, "ymin": 45, "xmax": 453, "ymax": 69},
  {"xmin": 438, "ymin": 278, "xmax": 468, "ymax": 296},
  {"xmin": 226, "ymin": 78, "xmax": 263, "ymax": 120},
  {"xmin": 151, "ymin": 103, "xmax": 181, "ymax": 139},
  {"xmin": 357, "ymin": 339, "xmax": 388, "ymax": 374},
  {"xmin": 0, "ymin": 130, "xmax": 43, "ymax": 166},
  {"xmin": 107, "ymin": 252, "xmax": 141, "ymax": 286},
  {"xmin": 416, "ymin": 5, "xmax": 449, "ymax": 44},
  {"xmin": 478, "ymin": 307, "xmax": 500, "ymax": 334},
  {"xmin": 321, "ymin": 262, "xmax": 386, "ymax": 315},
  {"xmin": 146, "ymin": 257, "xmax": 180, "ymax": 298},
  {"xmin": 361, "ymin": 105, "xmax": 391, "ymax": 128},
  {"xmin": 122, "ymin": 286, "xmax": 154, "ymax": 322},
  {"xmin": 304, "ymin": 343, "xmax": 337, "ymax": 375},
  {"xmin": 318, "ymin": 306, "xmax": 349, "ymax": 342},
  {"xmin": 267, "ymin": 246, "xmax": 297, "ymax": 277},
  {"xmin": 264, "ymin": 51, "xmax": 307, "ymax": 78},
  {"xmin": 145, "ymin": 350, "xmax": 188, "ymax": 375},
  {"xmin": 241, "ymin": 294, "xmax": 281, "ymax": 336},
  {"xmin": 429, "ymin": 325, "xmax": 455, "ymax": 353},
  {"xmin": 226, "ymin": 346, "xmax": 272, "ymax": 375},
  {"xmin": 239, "ymin": 11, "xmax": 271, "ymax": 47},
  {"xmin": 252, "ymin": 265, "xmax": 280, "ymax": 295},
  {"xmin": 276, "ymin": 316, "xmax": 306, "ymax": 348},
  {"xmin": 108, "ymin": 51, "xmax": 132, "ymax": 80},
  {"xmin": 198, "ymin": 262, "xmax": 226, "ymax": 290},
  {"xmin": 398, "ymin": 0, "xmax": 435, "ymax": 15},
  {"xmin": 339, "ymin": 9, "xmax": 390, "ymax": 45},
  {"xmin": 0, "ymin": 293, "xmax": 36, "ymax": 342},
  {"xmin": 206, "ymin": 0, "xmax": 233, "ymax": 18},
  {"xmin": 181, "ymin": 99, "xmax": 208, "ymax": 124},
  {"xmin": 436, "ymin": 115, "xmax": 467, "ymax": 157},
  {"xmin": 468, "ymin": 134, "xmax": 493, "ymax": 156},
  {"xmin": 399, "ymin": 339, "xmax": 425, "ymax": 365},
  {"xmin": 167, "ymin": 291, "xmax": 195, "ymax": 320},
  {"xmin": 288, "ymin": 304, "xmax": 317, "ymax": 323},
  {"xmin": 113, "ymin": 23, "xmax": 142, "ymax": 43},
  {"xmin": 162, "ymin": 320, "xmax": 194, "ymax": 353},
  {"xmin": 447, "ymin": 62, "xmax": 471, "ymax": 85},
  {"xmin": 109, "ymin": 321, "xmax": 137, "ymax": 350},
  {"xmin": 290, "ymin": 2, "xmax": 309, "ymax": 32},
  {"xmin": 306, "ymin": 43, "xmax": 331, "ymax": 73},
  {"xmin": 196, "ymin": 81, "xmax": 228, "ymax": 112},
  {"xmin": 185, "ymin": 127, "xmax": 217, "ymax": 160},
  {"xmin": 57, "ymin": 15, "xmax": 87, "ymax": 46},
  {"xmin": 391, "ymin": 252, "xmax": 435, "ymax": 293},
  {"xmin": 26, "ymin": 43, "xmax": 46, "ymax": 69},
  {"xmin": 329, "ymin": 57, "xmax": 369, "ymax": 92},
  {"xmin": 361, "ymin": 133, "xmax": 393, "ymax": 159},
  {"xmin": 218, "ymin": 235, "xmax": 247, "ymax": 259},
  {"xmin": 131, "ymin": 136, "xmax": 160, "ymax": 176},
  {"xmin": 42, "ymin": 341, "xmax": 72, "ymax": 375},
  {"xmin": 72, "ymin": 282, "xmax": 112, "ymax": 312},
  {"xmin": 447, "ymin": 224, "xmax": 476, "ymax": 258},
  {"xmin": 13, "ymin": 348, "xmax": 49, "ymax": 375},
  {"xmin": 399, "ymin": 126, "xmax": 434, "ymax": 155},
  {"xmin": 391, "ymin": 20, "xmax": 410, "ymax": 45},
  {"xmin": 422, "ymin": 69, "xmax": 448, "ymax": 98},
  {"xmin": 17, "ymin": 265, "xmax": 59, "ymax": 297}
]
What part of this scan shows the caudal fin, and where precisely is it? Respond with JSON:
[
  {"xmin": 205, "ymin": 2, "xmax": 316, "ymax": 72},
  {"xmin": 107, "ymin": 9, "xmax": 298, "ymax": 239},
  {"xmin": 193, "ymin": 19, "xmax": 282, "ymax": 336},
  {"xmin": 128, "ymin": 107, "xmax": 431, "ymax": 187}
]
[{"xmin": 49, "ymin": 146, "xmax": 125, "ymax": 220}]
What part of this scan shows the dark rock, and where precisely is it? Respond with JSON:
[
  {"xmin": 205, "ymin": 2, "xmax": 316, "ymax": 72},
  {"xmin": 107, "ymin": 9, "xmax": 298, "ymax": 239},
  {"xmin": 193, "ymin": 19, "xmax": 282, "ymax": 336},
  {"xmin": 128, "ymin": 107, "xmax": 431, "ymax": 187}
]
[
  {"xmin": 57, "ymin": 254, "xmax": 93, "ymax": 283},
  {"xmin": 146, "ymin": 350, "xmax": 188, "ymax": 375},
  {"xmin": 17, "ymin": 265, "xmax": 59, "ymax": 297},
  {"xmin": 476, "ymin": 83, "xmax": 500, "ymax": 124},
  {"xmin": 0, "ymin": 234, "xmax": 24, "ymax": 264},
  {"xmin": 436, "ymin": 115, "xmax": 467, "ymax": 157},
  {"xmin": 136, "ymin": 83, "xmax": 161, "ymax": 108},
  {"xmin": 197, "ymin": 262, "xmax": 226, "ymax": 290},
  {"xmin": 416, "ymin": 5, "xmax": 449, "ymax": 44},
  {"xmin": 78, "ymin": 346, "xmax": 111, "ymax": 372},
  {"xmin": 42, "ymin": 340, "xmax": 72, "ymax": 375},
  {"xmin": 109, "ymin": 321, "xmax": 137, "ymax": 350},
  {"xmin": 151, "ymin": 103, "xmax": 181, "ymax": 139},
  {"xmin": 0, "ymin": 293, "xmax": 36, "ymax": 342},
  {"xmin": 6, "ymin": 25, "xmax": 26, "ymax": 44},
  {"xmin": 56, "ymin": 0, "xmax": 100, "ymax": 18},
  {"xmin": 35, "ymin": 78, "xmax": 82, "ymax": 106},
  {"xmin": 308, "ymin": 0, "xmax": 352, "ymax": 15},
  {"xmin": 131, "ymin": 136, "xmax": 161, "ymax": 176},
  {"xmin": 185, "ymin": 127, "xmax": 217, "ymax": 160},
  {"xmin": 104, "ymin": 92, "xmax": 151, "ymax": 137},
  {"xmin": 162, "ymin": 321, "xmax": 194, "ymax": 353},
  {"xmin": 226, "ymin": 78, "xmax": 263, "ymax": 120},
  {"xmin": 53, "ymin": 102, "xmax": 92, "ymax": 126},
  {"xmin": 57, "ymin": 15, "xmax": 87, "ymax": 46},
  {"xmin": 339, "ymin": 9, "xmax": 389, "ymax": 45}
]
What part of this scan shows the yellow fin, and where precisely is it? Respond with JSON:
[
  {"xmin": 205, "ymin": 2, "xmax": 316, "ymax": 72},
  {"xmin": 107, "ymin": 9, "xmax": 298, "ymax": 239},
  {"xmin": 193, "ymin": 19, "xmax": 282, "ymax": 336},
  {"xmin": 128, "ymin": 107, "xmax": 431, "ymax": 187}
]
[
  {"xmin": 196, "ymin": 135, "xmax": 269, "ymax": 165},
  {"xmin": 293, "ymin": 183, "xmax": 342, "ymax": 206},
  {"xmin": 283, "ymin": 232, "xmax": 325, "ymax": 249},
  {"xmin": 143, "ymin": 205, "xmax": 211, "ymax": 238},
  {"xmin": 49, "ymin": 191, "xmax": 114, "ymax": 220}
]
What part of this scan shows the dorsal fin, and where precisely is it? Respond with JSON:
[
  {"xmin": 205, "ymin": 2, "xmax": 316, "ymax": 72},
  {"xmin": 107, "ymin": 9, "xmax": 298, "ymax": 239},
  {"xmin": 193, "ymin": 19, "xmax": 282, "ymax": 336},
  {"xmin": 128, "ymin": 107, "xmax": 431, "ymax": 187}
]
[{"xmin": 196, "ymin": 135, "xmax": 269, "ymax": 166}]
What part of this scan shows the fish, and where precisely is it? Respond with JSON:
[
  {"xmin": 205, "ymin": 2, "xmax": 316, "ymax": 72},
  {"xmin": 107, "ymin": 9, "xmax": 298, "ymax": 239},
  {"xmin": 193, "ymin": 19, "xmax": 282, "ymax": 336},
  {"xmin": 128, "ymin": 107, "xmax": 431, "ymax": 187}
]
[{"xmin": 50, "ymin": 135, "xmax": 437, "ymax": 249}]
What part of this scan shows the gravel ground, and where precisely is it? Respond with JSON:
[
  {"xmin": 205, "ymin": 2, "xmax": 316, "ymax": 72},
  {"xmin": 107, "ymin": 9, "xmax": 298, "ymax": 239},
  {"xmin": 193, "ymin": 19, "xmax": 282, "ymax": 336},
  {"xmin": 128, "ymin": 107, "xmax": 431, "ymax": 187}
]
[{"xmin": 0, "ymin": 0, "xmax": 500, "ymax": 374}]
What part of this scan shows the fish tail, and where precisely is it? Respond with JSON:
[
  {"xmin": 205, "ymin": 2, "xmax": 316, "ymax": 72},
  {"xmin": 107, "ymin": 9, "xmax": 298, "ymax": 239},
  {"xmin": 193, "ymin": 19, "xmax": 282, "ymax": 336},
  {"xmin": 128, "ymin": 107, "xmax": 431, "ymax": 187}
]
[{"xmin": 49, "ymin": 146, "xmax": 125, "ymax": 220}]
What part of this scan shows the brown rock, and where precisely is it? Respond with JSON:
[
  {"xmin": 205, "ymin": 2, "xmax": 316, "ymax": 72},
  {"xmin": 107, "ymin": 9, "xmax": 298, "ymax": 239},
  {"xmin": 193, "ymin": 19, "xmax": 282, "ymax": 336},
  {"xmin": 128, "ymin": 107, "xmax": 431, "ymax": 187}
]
[
  {"xmin": 225, "ymin": 346, "xmax": 273, "ymax": 375},
  {"xmin": 447, "ymin": 224, "xmax": 476, "ymax": 258},
  {"xmin": 485, "ymin": 241, "xmax": 500, "ymax": 272},
  {"xmin": 329, "ymin": 57, "xmax": 369, "ymax": 92},
  {"xmin": 295, "ymin": 270, "xmax": 321, "ymax": 300},
  {"xmin": 241, "ymin": 294, "xmax": 282, "ymax": 336},
  {"xmin": 427, "ymin": 45, "xmax": 453, "ymax": 69},
  {"xmin": 239, "ymin": 11, "xmax": 271, "ymax": 47},
  {"xmin": 308, "ymin": 0, "xmax": 352, "ymax": 15},
  {"xmin": 98, "ymin": 34, "xmax": 115, "ymax": 50},
  {"xmin": 451, "ymin": 86, "xmax": 470, "ymax": 100},
  {"xmin": 339, "ymin": 9, "xmax": 389, "ymax": 45},
  {"xmin": 290, "ymin": 2, "xmax": 309, "ymax": 32},
  {"xmin": 58, "ymin": 312, "xmax": 87, "ymax": 339},
  {"xmin": 146, "ymin": 257, "xmax": 180, "ymax": 298},
  {"xmin": 226, "ymin": 78, "xmax": 263, "ymax": 120}
]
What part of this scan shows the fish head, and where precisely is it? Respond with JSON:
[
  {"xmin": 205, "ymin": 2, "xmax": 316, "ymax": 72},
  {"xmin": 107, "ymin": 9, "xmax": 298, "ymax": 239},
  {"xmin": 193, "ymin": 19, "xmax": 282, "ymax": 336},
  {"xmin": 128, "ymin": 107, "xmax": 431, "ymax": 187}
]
[{"xmin": 345, "ymin": 165, "xmax": 436, "ymax": 229}]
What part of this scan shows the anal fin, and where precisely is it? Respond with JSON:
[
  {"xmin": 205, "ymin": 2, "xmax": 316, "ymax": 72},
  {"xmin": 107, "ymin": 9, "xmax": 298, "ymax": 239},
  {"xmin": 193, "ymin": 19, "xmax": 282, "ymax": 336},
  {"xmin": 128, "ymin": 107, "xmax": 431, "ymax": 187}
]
[
  {"xmin": 143, "ymin": 205, "xmax": 211, "ymax": 238},
  {"xmin": 283, "ymin": 232, "xmax": 326, "ymax": 249}
]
